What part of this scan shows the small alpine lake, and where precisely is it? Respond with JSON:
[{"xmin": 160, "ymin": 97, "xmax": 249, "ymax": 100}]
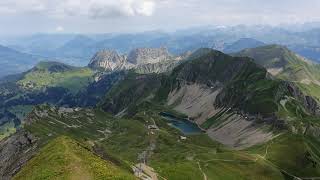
[{"xmin": 159, "ymin": 112, "xmax": 203, "ymax": 135}]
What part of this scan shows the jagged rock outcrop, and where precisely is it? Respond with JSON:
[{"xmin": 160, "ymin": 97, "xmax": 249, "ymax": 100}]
[
  {"xmin": 89, "ymin": 48, "xmax": 175, "ymax": 73},
  {"xmin": 286, "ymin": 82, "xmax": 320, "ymax": 116},
  {"xmin": 127, "ymin": 47, "xmax": 171, "ymax": 65},
  {"xmin": 88, "ymin": 50, "xmax": 132, "ymax": 71},
  {"xmin": 0, "ymin": 130, "xmax": 37, "ymax": 180}
]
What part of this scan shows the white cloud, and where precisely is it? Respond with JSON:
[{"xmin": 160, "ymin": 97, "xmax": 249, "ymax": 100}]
[
  {"xmin": 0, "ymin": 0, "xmax": 156, "ymax": 18},
  {"xmin": 88, "ymin": 0, "xmax": 155, "ymax": 18},
  {"xmin": 55, "ymin": 26, "xmax": 64, "ymax": 32},
  {"xmin": 0, "ymin": 0, "xmax": 319, "ymax": 34}
]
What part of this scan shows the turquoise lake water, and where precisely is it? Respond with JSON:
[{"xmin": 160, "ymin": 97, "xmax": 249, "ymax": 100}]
[{"xmin": 159, "ymin": 112, "xmax": 203, "ymax": 135}]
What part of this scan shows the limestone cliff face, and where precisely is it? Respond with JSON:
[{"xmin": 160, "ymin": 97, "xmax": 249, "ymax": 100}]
[
  {"xmin": 89, "ymin": 48, "xmax": 174, "ymax": 73},
  {"xmin": 88, "ymin": 50, "xmax": 132, "ymax": 71},
  {"xmin": 127, "ymin": 47, "xmax": 171, "ymax": 65}
]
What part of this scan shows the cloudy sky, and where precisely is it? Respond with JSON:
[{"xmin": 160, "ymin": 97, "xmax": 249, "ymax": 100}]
[{"xmin": 0, "ymin": 0, "xmax": 319, "ymax": 35}]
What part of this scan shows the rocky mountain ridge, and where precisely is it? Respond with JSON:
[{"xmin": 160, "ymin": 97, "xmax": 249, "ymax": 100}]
[
  {"xmin": 101, "ymin": 49, "xmax": 320, "ymax": 149},
  {"xmin": 88, "ymin": 50, "xmax": 130, "ymax": 71},
  {"xmin": 235, "ymin": 45, "xmax": 320, "ymax": 85},
  {"xmin": 88, "ymin": 47, "xmax": 177, "ymax": 73}
]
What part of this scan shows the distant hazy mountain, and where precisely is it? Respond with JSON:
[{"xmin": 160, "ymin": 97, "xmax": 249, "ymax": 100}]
[
  {"xmin": 6, "ymin": 34, "xmax": 76, "ymax": 55},
  {"xmin": 54, "ymin": 35, "xmax": 96, "ymax": 58},
  {"xmin": 0, "ymin": 44, "xmax": 42, "ymax": 77},
  {"xmin": 3, "ymin": 25, "xmax": 320, "ymax": 67},
  {"xmin": 223, "ymin": 38, "xmax": 265, "ymax": 53},
  {"xmin": 289, "ymin": 45, "xmax": 320, "ymax": 63}
]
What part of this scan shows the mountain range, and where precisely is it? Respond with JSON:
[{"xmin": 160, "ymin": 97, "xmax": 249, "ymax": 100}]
[
  {"xmin": 1, "ymin": 25, "xmax": 320, "ymax": 73},
  {"xmin": 1, "ymin": 43, "xmax": 320, "ymax": 179}
]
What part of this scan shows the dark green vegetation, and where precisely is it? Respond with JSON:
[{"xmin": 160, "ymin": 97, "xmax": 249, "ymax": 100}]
[{"xmin": 167, "ymin": 49, "xmax": 284, "ymax": 116}]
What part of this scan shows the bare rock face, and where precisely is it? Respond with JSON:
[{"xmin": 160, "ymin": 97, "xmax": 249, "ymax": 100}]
[
  {"xmin": 88, "ymin": 50, "xmax": 132, "ymax": 71},
  {"xmin": 0, "ymin": 130, "xmax": 38, "ymax": 180},
  {"xmin": 286, "ymin": 82, "xmax": 320, "ymax": 116},
  {"xmin": 89, "ymin": 48, "xmax": 174, "ymax": 73},
  {"xmin": 127, "ymin": 47, "xmax": 171, "ymax": 65}
]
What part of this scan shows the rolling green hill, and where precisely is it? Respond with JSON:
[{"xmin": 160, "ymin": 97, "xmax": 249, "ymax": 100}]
[
  {"xmin": 18, "ymin": 61, "xmax": 94, "ymax": 93},
  {"xmin": 14, "ymin": 136, "xmax": 136, "ymax": 180},
  {"xmin": 248, "ymin": 134, "xmax": 320, "ymax": 178}
]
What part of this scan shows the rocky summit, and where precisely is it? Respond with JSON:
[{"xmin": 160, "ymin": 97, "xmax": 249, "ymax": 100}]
[
  {"xmin": 88, "ymin": 50, "xmax": 131, "ymax": 71},
  {"xmin": 88, "ymin": 47, "xmax": 173, "ymax": 72},
  {"xmin": 127, "ymin": 47, "xmax": 171, "ymax": 65}
]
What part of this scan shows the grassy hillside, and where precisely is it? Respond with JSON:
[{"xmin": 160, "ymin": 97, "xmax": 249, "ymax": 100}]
[
  {"xmin": 0, "ymin": 61, "xmax": 96, "ymax": 140},
  {"xmin": 235, "ymin": 45, "xmax": 320, "ymax": 85},
  {"xmin": 14, "ymin": 136, "xmax": 135, "ymax": 180},
  {"xmin": 296, "ymin": 82, "xmax": 320, "ymax": 102},
  {"xmin": 248, "ymin": 134, "xmax": 320, "ymax": 178},
  {"xmin": 18, "ymin": 61, "xmax": 94, "ymax": 93}
]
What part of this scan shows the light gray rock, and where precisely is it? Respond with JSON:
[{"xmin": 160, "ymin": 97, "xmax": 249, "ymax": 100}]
[
  {"xmin": 127, "ymin": 47, "xmax": 171, "ymax": 65},
  {"xmin": 89, "ymin": 48, "xmax": 175, "ymax": 73},
  {"xmin": 0, "ymin": 130, "xmax": 38, "ymax": 179},
  {"xmin": 88, "ymin": 50, "xmax": 132, "ymax": 71}
]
